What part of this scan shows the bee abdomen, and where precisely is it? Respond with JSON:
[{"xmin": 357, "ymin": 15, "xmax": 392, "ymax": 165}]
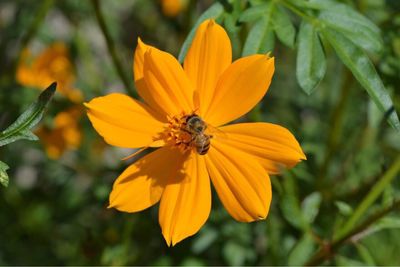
[{"xmin": 197, "ymin": 141, "xmax": 210, "ymax": 155}]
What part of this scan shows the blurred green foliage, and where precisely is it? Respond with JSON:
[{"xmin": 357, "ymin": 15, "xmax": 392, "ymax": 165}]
[{"xmin": 0, "ymin": 0, "xmax": 400, "ymax": 265}]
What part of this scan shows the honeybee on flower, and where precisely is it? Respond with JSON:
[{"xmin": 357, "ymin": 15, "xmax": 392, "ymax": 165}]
[{"xmin": 85, "ymin": 19, "xmax": 306, "ymax": 246}]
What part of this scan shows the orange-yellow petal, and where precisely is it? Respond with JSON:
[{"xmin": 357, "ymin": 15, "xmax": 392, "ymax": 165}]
[
  {"xmin": 183, "ymin": 19, "xmax": 232, "ymax": 115},
  {"xmin": 85, "ymin": 93, "xmax": 165, "ymax": 148},
  {"xmin": 109, "ymin": 146, "xmax": 188, "ymax": 212},
  {"xmin": 142, "ymin": 47, "xmax": 195, "ymax": 117},
  {"xmin": 203, "ymin": 55, "xmax": 275, "ymax": 127},
  {"xmin": 219, "ymin": 123, "xmax": 306, "ymax": 174},
  {"xmin": 159, "ymin": 153, "xmax": 211, "ymax": 246},
  {"xmin": 133, "ymin": 38, "xmax": 166, "ymax": 120},
  {"xmin": 205, "ymin": 140, "xmax": 272, "ymax": 222}
]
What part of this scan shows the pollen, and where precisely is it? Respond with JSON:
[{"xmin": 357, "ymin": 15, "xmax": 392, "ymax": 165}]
[{"xmin": 164, "ymin": 114, "xmax": 193, "ymax": 151}]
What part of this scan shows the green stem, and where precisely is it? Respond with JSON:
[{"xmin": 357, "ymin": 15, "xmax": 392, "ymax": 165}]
[
  {"xmin": 279, "ymin": 0, "xmax": 316, "ymax": 24},
  {"xmin": 317, "ymin": 69, "xmax": 353, "ymax": 189},
  {"xmin": 305, "ymin": 198, "xmax": 400, "ymax": 266},
  {"xmin": 20, "ymin": 0, "xmax": 53, "ymax": 48},
  {"xmin": 335, "ymin": 155, "xmax": 400, "ymax": 240},
  {"xmin": 91, "ymin": 0, "xmax": 135, "ymax": 96},
  {"xmin": 8, "ymin": 0, "xmax": 53, "ymax": 78}
]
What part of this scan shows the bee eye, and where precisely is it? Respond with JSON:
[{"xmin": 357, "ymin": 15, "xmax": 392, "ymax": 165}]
[{"xmin": 196, "ymin": 126, "xmax": 203, "ymax": 131}]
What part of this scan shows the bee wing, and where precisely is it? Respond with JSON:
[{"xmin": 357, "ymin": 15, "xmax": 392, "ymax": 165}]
[{"xmin": 206, "ymin": 123, "xmax": 228, "ymax": 140}]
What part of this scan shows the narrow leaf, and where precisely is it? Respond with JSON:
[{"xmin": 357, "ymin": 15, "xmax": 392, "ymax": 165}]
[
  {"xmin": 288, "ymin": 233, "xmax": 316, "ymax": 266},
  {"xmin": 272, "ymin": 6, "xmax": 296, "ymax": 48},
  {"xmin": 322, "ymin": 29, "xmax": 400, "ymax": 130},
  {"xmin": 296, "ymin": 21, "xmax": 326, "ymax": 94},
  {"xmin": 192, "ymin": 227, "xmax": 218, "ymax": 253},
  {"xmin": 355, "ymin": 243, "xmax": 376, "ymax": 266},
  {"xmin": 335, "ymin": 201, "xmax": 353, "ymax": 216},
  {"xmin": 335, "ymin": 255, "xmax": 367, "ymax": 266},
  {"xmin": 0, "ymin": 82, "xmax": 57, "ymax": 146},
  {"xmin": 290, "ymin": 0, "xmax": 382, "ymax": 53},
  {"xmin": 178, "ymin": 2, "xmax": 224, "ymax": 63},
  {"xmin": 301, "ymin": 192, "xmax": 322, "ymax": 224},
  {"xmin": 242, "ymin": 2, "xmax": 275, "ymax": 56},
  {"xmin": 364, "ymin": 217, "xmax": 400, "ymax": 237},
  {"xmin": 0, "ymin": 161, "xmax": 9, "ymax": 187},
  {"xmin": 280, "ymin": 174, "xmax": 307, "ymax": 230},
  {"xmin": 238, "ymin": 3, "xmax": 268, "ymax": 23},
  {"xmin": 319, "ymin": 7, "xmax": 382, "ymax": 53}
]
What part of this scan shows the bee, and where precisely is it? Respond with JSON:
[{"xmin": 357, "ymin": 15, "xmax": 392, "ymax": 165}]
[{"xmin": 184, "ymin": 114, "xmax": 212, "ymax": 155}]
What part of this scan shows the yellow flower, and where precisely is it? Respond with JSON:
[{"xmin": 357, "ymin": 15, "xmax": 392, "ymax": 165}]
[
  {"xmin": 16, "ymin": 43, "xmax": 83, "ymax": 103},
  {"xmin": 36, "ymin": 107, "xmax": 82, "ymax": 159},
  {"xmin": 85, "ymin": 19, "xmax": 306, "ymax": 246},
  {"xmin": 160, "ymin": 0, "xmax": 187, "ymax": 17}
]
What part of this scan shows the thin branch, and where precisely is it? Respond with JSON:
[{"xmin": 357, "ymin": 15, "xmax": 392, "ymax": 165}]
[
  {"xmin": 91, "ymin": 0, "xmax": 135, "ymax": 96},
  {"xmin": 336, "ymin": 155, "xmax": 400, "ymax": 240},
  {"xmin": 305, "ymin": 198, "xmax": 400, "ymax": 266}
]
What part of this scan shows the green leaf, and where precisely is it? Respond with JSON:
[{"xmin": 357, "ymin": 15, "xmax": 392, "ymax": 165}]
[
  {"xmin": 0, "ymin": 161, "xmax": 9, "ymax": 187},
  {"xmin": 355, "ymin": 243, "xmax": 376, "ymax": 266},
  {"xmin": 242, "ymin": 2, "xmax": 275, "ymax": 56},
  {"xmin": 223, "ymin": 242, "xmax": 247, "ymax": 266},
  {"xmin": 272, "ymin": 6, "xmax": 296, "ymax": 48},
  {"xmin": 0, "ymin": 82, "xmax": 57, "ymax": 146},
  {"xmin": 301, "ymin": 192, "xmax": 322, "ymax": 224},
  {"xmin": 322, "ymin": 29, "xmax": 400, "ymax": 130},
  {"xmin": 288, "ymin": 233, "xmax": 316, "ymax": 266},
  {"xmin": 238, "ymin": 3, "xmax": 268, "ymax": 23},
  {"xmin": 318, "ymin": 4, "xmax": 382, "ymax": 53},
  {"xmin": 366, "ymin": 217, "xmax": 400, "ymax": 237},
  {"xmin": 192, "ymin": 227, "xmax": 218, "ymax": 254},
  {"xmin": 335, "ymin": 255, "xmax": 367, "ymax": 266},
  {"xmin": 334, "ymin": 201, "xmax": 353, "ymax": 216},
  {"xmin": 280, "ymin": 174, "xmax": 307, "ymax": 230},
  {"xmin": 178, "ymin": 2, "xmax": 224, "ymax": 63},
  {"xmin": 296, "ymin": 21, "xmax": 326, "ymax": 94}
]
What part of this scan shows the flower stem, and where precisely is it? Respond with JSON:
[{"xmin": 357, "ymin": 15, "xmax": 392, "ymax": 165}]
[{"xmin": 91, "ymin": 0, "xmax": 135, "ymax": 96}]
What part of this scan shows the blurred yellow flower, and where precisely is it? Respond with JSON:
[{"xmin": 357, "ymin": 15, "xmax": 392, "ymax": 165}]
[
  {"xmin": 16, "ymin": 43, "xmax": 83, "ymax": 103},
  {"xmin": 36, "ymin": 107, "xmax": 82, "ymax": 159},
  {"xmin": 85, "ymin": 19, "xmax": 305, "ymax": 246},
  {"xmin": 160, "ymin": 0, "xmax": 187, "ymax": 17}
]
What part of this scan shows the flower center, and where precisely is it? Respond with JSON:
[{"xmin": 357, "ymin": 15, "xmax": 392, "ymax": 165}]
[{"xmin": 164, "ymin": 113, "xmax": 212, "ymax": 155}]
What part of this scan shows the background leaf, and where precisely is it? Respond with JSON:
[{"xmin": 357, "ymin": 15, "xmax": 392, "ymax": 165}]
[
  {"xmin": 318, "ymin": 3, "xmax": 382, "ymax": 53},
  {"xmin": 288, "ymin": 233, "xmax": 316, "ymax": 266},
  {"xmin": 296, "ymin": 21, "xmax": 326, "ymax": 94},
  {"xmin": 0, "ymin": 161, "xmax": 9, "ymax": 187},
  {"xmin": 238, "ymin": 3, "xmax": 268, "ymax": 23},
  {"xmin": 242, "ymin": 2, "xmax": 275, "ymax": 56},
  {"xmin": 280, "ymin": 174, "xmax": 308, "ymax": 230},
  {"xmin": 355, "ymin": 243, "xmax": 376, "ymax": 265},
  {"xmin": 0, "ymin": 82, "xmax": 56, "ymax": 147},
  {"xmin": 322, "ymin": 28, "xmax": 400, "ymax": 130},
  {"xmin": 301, "ymin": 192, "xmax": 322, "ymax": 224},
  {"xmin": 335, "ymin": 201, "xmax": 354, "ymax": 217},
  {"xmin": 272, "ymin": 5, "xmax": 295, "ymax": 48}
]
